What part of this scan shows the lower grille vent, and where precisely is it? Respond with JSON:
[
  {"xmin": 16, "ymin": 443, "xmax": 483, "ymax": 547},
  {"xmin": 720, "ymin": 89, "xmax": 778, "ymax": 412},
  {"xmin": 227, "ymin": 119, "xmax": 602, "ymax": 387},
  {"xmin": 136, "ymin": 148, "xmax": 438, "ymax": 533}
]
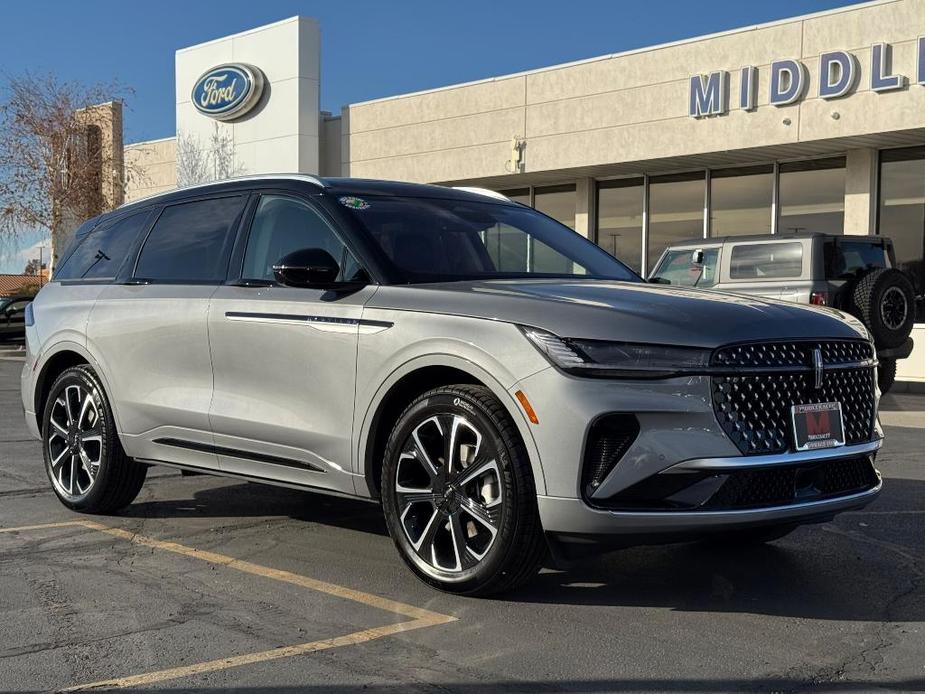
[{"xmin": 582, "ymin": 415, "xmax": 639, "ymax": 498}]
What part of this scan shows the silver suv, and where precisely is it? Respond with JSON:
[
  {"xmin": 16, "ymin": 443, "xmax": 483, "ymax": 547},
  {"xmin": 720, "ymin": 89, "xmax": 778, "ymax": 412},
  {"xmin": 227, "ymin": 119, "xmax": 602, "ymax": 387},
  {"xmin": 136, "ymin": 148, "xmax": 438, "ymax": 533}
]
[{"xmin": 22, "ymin": 176, "xmax": 883, "ymax": 595}]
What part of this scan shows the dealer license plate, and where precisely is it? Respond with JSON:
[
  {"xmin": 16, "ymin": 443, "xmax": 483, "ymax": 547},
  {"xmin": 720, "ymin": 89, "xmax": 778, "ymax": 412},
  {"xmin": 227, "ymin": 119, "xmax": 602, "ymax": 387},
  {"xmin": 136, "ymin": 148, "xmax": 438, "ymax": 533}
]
[{"xmin": 791, "ymin": 402, "xmax": 846, "ymax": 451}]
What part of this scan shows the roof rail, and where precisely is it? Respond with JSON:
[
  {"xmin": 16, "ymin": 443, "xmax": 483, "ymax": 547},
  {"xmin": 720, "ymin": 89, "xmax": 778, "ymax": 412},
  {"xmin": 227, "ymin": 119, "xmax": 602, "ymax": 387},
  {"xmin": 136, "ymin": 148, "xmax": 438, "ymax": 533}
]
[
  {"xmin": 452, "ymin": 186, "xmax": 511, "ymax": 202},
  {"xmin": 119, "ymin": 173, "xmax": 326, "ymax": 208}
]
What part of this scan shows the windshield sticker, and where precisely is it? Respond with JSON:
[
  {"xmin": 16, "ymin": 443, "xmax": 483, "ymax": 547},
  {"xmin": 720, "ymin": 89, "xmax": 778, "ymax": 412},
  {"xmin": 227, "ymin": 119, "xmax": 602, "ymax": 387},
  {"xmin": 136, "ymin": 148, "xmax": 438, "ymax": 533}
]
[{"xmin": 339, "ymin": 196, "xmax": 370, "ymax": 210}]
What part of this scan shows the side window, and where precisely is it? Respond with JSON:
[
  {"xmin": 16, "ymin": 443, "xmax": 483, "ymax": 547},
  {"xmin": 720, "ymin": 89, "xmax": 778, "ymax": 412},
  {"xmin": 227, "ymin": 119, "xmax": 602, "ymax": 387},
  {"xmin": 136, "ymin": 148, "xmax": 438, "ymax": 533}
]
[
  {"xmin": 135, "ymin": 196, "xmax": 246, "ymax": 283},
  {"xmin": 55, "ymin": 211, "xmax": 150, "ymax": 280},
  {"xmin": 824, "ymin": 241, "xmax": 888, "ymax": 279},
  {"xmin": 6, "ymin": 300, "xmax": 30, "ymax": 315},
  {"xmin": 653, "ymin": 248, "xmax": 719, "ymax": 287},
  {"xmin": 729, "ymin": 242, "xmax": 803, "ymax": 280},
  {"xmin": 242, "ymin": 195, "xmax": 359, "ymax": 282}
]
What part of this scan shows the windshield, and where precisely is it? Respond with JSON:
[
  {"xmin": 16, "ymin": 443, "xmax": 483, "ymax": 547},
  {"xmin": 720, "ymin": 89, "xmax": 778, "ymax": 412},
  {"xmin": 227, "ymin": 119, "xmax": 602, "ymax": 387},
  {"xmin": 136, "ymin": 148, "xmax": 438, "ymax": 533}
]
[
  {"xmin": 651, "ymin": 248, "xmax": 719, "ymax": 287},
  {"xmin": 339, "ymin": 195, "xmax": 640, "ymax": 284}
]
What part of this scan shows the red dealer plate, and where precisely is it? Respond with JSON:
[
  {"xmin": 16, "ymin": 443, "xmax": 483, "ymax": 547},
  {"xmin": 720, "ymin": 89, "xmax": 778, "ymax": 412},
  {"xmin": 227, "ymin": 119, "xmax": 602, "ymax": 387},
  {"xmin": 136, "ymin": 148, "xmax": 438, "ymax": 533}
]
[{"xmin": 791, "ymin": 402, "xmax": 846, "ymax": 451}]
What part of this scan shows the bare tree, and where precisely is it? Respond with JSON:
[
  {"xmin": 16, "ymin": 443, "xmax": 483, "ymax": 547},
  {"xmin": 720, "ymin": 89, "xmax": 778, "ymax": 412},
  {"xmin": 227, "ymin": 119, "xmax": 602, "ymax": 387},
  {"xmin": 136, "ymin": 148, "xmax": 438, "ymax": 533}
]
[
  {"xmin": 176, "ymin": 122, "xmax": 245, "ymax": 188},
  {"xmin": 0, "ymin": 73, "xmax": 140, "ymax": 269}
]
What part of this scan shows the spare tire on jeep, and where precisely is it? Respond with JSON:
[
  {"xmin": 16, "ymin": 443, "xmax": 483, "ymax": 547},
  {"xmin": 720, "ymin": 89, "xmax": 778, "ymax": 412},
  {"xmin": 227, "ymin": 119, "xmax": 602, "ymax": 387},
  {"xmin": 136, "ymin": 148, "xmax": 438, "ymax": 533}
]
[{"xmin": 850, "ymin": 268, "xmax": 915, "ymax": 349}]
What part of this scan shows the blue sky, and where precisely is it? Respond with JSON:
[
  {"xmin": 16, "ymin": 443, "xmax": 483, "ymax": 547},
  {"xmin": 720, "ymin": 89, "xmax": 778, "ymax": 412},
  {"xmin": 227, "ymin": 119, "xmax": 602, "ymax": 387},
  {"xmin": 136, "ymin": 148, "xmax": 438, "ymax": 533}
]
[{"xmin": 0, "ymin": 0, "xmax": 863, "ymax": 272}]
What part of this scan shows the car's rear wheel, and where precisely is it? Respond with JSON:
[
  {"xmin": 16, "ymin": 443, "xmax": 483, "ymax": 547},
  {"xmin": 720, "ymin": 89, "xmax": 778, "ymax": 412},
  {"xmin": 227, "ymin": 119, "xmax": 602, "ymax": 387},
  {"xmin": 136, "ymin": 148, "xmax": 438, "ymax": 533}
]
[
  {"xmin": 42, "ymin": 365, "xmax": 147, "ymax": 513},
  {"xmin": 381, "ymin": 385, "xmax": 545, "ymax": 596}
]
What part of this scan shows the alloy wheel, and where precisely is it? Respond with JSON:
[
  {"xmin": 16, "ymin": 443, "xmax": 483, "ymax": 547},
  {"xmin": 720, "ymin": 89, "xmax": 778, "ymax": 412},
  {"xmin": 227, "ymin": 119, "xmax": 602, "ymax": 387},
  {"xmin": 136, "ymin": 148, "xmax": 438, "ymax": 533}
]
[
  {"xmin": 880, "ymin": 286, "xmax": 909, "ymax": 331},
  {"xmin": 46, "ymin": 384, "xmax": 103, "ymax": 499},
  {"xmin": 395, "ymin": 414, "xmax": 503, "ymax": 574}
]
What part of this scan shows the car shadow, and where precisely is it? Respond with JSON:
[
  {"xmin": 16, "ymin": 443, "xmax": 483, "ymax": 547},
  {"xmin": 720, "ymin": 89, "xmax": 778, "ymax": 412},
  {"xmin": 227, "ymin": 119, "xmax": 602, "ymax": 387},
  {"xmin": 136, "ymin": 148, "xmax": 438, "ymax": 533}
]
[{"xmin": 123, "ymin": 474, "xmax": 924, "ymax": 622}]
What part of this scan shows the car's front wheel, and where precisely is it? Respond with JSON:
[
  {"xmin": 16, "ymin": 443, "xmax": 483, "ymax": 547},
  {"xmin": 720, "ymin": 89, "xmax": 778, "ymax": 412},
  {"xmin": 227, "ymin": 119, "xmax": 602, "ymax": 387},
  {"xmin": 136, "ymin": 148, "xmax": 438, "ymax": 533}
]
[
  {"xmin": 381, "ymin": 385, "xmax": 545, "ymax": 596},
  {"xmin": 42, "ymin": 365, "xmax": 147, "ymax": 513}
]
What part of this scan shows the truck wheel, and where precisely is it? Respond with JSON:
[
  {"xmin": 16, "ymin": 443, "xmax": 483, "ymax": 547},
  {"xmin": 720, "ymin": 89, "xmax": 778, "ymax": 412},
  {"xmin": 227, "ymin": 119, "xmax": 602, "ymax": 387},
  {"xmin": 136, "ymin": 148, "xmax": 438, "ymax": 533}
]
[
  {"xmin": 850, "ymin": 268, "xmax": 915, "ymax": 349},
  {"xmin": 42, "ymin": 365, "xmax": 147, "ymax": 513},
  {"xmin": 381, "ymin": 385, "xmax": 545, "ymax": 596},
  {"xmin": 878, "ymin": 358, "xmax": 897, "ymax": 394}
]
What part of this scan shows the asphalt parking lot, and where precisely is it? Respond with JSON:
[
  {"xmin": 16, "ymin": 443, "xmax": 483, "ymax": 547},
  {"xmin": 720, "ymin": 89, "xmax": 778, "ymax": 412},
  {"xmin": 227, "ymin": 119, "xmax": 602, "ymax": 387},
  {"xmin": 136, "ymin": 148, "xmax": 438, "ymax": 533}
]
[{"xmin": 1, "ymin": 340, "xmax": 924, "ymax": 693}]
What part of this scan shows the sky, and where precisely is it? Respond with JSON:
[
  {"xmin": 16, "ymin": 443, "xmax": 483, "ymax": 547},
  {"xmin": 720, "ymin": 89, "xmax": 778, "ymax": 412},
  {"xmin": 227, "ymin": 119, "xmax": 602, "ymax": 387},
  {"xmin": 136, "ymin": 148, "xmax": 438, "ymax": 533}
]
[{"xmin": 0, "ymin": 0, "xmax": 864, "ymax": 272}]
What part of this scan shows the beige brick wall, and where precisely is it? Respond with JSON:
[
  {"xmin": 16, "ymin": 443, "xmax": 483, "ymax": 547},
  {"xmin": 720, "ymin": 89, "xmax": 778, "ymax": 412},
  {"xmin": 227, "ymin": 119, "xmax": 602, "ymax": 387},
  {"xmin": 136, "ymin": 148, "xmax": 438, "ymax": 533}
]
[
  {"xmin": 124, "ymin": 137, "xmax": 177, "ymax": 202},
  {"xmin": 342, "ymin": 0, "xmax": 925, "ymax": 183}
]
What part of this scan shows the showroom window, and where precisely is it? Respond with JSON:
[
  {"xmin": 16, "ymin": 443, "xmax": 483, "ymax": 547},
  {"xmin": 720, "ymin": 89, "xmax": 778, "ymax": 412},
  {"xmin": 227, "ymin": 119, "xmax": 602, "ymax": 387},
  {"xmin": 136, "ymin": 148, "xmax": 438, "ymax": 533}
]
[
  {"xmin": 778, "ymin": 157, "xmax": 846, "ymax": 234},
  {"xmin": 596, "ymin": 178, "xmax": 644, "ymax": 273},
  {"xmin": 648, "ymin": 172, "xmax": 705, "ymax": 270},
  {"xmin": 710, "ymin": 165, "xmax": 773, "ymax": 236},
  {"xmin": 879, "ymin": 147, "xmax": 925, "ymax": 322},
  {"xmin": 493, "ymin": 184, "xmax": 577, "ymax": 273}
]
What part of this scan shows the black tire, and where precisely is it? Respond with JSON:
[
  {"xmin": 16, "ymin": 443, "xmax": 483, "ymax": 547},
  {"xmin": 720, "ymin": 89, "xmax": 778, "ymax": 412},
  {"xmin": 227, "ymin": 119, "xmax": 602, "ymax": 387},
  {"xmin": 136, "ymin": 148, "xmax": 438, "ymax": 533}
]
[
  {"xmin": 878, "ymin": 357, "xmax": 897, "ymax": 394},
  {"xmin": 850, "ymin": 268, "xmax": 915, "ymax": 349},
  {"xmin": 41, "ymin": 365, "xmax": 146, "ymax": 513},
  {"xmin": 705, "ymin": 524, "xmax": 797, "ymax": 546},
  {"xmin": 381, "ymin": 385, "xmax": 545, "ymax": 596}
]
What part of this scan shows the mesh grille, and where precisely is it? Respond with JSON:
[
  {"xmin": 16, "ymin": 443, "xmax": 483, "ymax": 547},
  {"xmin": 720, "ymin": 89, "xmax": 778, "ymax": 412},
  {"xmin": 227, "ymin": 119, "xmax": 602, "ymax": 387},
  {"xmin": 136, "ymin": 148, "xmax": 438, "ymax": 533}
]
[
  {"xmin": 704, "ymin": 456, "xmax": 878, "ymax": 510},
  {"xmin": 711, "ymin": 341, "xmax": 876, "ymax": 455}
]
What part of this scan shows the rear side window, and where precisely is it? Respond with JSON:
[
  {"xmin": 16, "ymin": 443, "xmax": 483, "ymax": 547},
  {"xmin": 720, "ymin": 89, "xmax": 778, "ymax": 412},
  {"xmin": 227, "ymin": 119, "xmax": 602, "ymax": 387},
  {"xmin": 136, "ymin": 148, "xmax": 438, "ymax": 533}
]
[
  {"xmin": 55, "ymin": 211, "xmax": 150, "ymax": 280},
  {"xmin": 729, "ymin": 242, "xmax": 803, "ymax": 280},
  {"xmin": 135, "ymin": 196, "xmax": 246, "ymax": 282},
  {"xmin": 824, "ymin": 240, "xmax": 888, "ymax": 280}
]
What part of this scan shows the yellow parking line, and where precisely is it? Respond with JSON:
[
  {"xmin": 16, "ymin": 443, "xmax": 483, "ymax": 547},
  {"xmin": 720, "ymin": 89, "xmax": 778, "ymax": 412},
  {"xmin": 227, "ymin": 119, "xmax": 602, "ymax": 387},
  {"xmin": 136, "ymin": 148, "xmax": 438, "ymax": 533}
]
[
  {"xmin": 78, "ymin": 520, "xmax": 455, "ymax": 624},
  {"xmin": 0, "ymin": 520, "xmax": 86, "ymax": 534},
  {"xmin": 2, "ymin": 518, "xmax": 457, "ymax": 690},
  {"xmin": 59, "ymin": 619, "xmax": 433, "ymax": 692}
]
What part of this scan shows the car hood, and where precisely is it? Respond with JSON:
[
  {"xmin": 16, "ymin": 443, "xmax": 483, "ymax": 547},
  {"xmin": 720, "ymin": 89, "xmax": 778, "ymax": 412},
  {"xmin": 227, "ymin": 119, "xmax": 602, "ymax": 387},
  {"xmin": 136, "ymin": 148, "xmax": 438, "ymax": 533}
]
[{"xmin": 368, "ymin": 279, "xmax": 869, "ymax": 347}]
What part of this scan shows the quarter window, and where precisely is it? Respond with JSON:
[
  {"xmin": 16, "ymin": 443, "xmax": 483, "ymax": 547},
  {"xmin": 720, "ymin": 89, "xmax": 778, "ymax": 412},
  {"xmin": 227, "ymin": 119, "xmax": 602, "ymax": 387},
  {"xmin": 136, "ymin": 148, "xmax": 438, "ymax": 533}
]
[
  {"xmin": 135, "ymin": 196, "xmax": 246, "ymax": 283},
  {"xmin": 242, "ymin": 195, "xmax": 358, "ymax": 282},
  {"xmin": 729, "ymin": 242, "xmax": 803, "ymax": 280},
  {"xmin": 55, "ymin": 210, "xmax": 151, "ymax": 280}
]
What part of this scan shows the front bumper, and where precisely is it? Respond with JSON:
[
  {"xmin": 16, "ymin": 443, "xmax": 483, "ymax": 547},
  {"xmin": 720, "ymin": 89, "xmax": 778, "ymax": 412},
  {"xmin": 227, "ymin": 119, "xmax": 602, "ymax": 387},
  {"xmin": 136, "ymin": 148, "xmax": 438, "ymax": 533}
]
[
  {"xmin": 514, "ymin": 367, "xmax": 882, "ymax": 544},
  {"xmin": 539, "ymin": 439, "xmax": 881, "ymax": 537}
]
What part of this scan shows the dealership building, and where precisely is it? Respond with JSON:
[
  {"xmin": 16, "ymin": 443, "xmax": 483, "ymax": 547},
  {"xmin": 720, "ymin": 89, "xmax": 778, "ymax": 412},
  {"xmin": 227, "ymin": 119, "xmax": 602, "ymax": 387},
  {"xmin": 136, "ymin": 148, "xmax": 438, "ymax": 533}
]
[{"xmin": 118, "ymin": 0, "xmax": 925, "ymax": 383}]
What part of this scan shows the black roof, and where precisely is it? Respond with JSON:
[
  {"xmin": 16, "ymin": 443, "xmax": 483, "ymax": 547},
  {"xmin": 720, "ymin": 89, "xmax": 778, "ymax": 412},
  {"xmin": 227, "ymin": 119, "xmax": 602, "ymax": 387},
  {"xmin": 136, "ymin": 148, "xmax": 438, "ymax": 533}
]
[{"xmin": 119, "ymin": 175, "xmax": 515, "ymax": 213}]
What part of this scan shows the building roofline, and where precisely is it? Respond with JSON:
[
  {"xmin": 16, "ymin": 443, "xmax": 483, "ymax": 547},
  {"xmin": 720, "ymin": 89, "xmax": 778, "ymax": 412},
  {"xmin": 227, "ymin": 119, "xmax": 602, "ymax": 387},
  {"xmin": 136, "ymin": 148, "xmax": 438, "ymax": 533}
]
[
  {"xmin": 124, "ymin": 135, "xmax": 177, "ymax": 148},
  {"xmin": 348, "ymin": 0, "xmax": 887, "ymax": 108},
  {"xmin": 176, "ymin": 15, "xmax": 315, "ymax": 55}
]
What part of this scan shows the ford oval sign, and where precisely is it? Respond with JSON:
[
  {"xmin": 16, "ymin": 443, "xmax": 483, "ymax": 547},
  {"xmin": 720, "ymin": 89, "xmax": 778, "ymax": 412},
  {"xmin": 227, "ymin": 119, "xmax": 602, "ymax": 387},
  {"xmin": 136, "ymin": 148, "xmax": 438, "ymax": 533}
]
[{"xmin": 192, "ymin": 64, "xmax": 265, "ymax": 121}]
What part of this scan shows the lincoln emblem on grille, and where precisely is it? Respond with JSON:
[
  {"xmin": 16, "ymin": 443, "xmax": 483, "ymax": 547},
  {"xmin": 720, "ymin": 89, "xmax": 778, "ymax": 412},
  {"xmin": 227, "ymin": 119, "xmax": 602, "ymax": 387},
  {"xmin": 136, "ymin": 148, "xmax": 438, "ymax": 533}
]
[{"xmin": 813, "ymin": 347, "xmax": 824, "ymax": 389}]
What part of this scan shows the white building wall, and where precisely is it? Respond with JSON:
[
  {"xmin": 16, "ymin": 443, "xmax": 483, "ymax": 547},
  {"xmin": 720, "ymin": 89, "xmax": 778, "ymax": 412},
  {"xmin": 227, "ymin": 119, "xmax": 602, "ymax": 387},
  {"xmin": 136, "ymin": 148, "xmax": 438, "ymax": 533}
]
[{"xmin": 174, "ymin": 16, "xmax": 320, "ymax": 179}]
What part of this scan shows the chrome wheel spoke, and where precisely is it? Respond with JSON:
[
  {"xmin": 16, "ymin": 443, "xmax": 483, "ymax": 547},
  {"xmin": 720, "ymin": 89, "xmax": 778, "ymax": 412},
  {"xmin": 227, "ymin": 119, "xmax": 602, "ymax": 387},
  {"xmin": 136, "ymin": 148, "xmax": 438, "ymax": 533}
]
[
  {"xmin": 395, "ymin": 407, "xmax": 503, "ymax": 575},
  {"xmin": 50, "ymin": 446, "xmax": 70, "ymax": 469},
  {"xmin": 448, "ymin": 512, "xmax": 477, "ymax": 570}
]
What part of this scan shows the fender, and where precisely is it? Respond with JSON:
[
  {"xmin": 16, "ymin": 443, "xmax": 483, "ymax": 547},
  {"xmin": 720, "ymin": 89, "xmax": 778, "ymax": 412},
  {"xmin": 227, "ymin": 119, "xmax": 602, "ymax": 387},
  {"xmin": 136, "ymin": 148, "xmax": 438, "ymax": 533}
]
[
  {"xmin": 32, "ymin": 338, "xmax": 125, "ymax": 437},
  {"xmin": 354, "ymin": 351, "xmax": 548, "ymax": 498}
]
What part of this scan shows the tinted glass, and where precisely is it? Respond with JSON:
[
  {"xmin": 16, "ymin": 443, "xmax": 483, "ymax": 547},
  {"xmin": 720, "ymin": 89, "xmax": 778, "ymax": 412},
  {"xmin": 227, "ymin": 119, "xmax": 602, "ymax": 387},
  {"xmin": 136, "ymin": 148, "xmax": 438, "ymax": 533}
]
[
  {"xmin": 648, "ymin": 173, "xmax": 705, "ymax": 270},
  {"xmin": 597, "ymin": 179, "xmax": 643, "ymax": 273},
  {"xmin": 55, "ymin": 211, "xmax": 150, "ymax": 280},
  {"xmin": 779, "ymin": 158, "xmax": 845, "ymax": 234},
  {"xmin": 729, "ymin": 242, "xmax": 803, "ymax": 280},
  {"xmin": 824, "ymin": 240, "xmax": 888, "ymax": 280},
  {"xmin": 243, "ymin": 195, "xmax": 359, "ymax": 282},
  {"xmin": 135, "ymin": 196, "xmax": 245, "ymax": 282},
  {"xmin": 652, "ymin": 248, "xmax": 720, "ymax": 287},
  {"xmin": 341, "ymin": 196, "xmax": 638, "ymax": 284},
  {"xmin": 710, "ymin": 166, "xmax": 773, "ymax": 235},
  {"xmin": 879, "ymin": 154, "xmax": 925, "ymax": 321}
]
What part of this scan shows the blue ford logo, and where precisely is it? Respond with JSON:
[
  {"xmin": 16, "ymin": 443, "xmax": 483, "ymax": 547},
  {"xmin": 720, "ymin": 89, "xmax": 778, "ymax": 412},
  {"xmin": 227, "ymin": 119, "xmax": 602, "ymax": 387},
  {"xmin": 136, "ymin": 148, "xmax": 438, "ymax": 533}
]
[{"xmin": 192, "ymin": 64, "xmax": 265, "ymax": 121}]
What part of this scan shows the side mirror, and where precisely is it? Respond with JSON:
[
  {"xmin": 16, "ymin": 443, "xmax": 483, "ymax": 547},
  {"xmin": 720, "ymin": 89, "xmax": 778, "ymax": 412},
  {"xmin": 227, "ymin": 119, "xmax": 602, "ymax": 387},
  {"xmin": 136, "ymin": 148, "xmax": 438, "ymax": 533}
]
[
  {"xmin": 648, "ymin": 276, "xmax": 670, "ymax": 285},
  {"xmin": 273, "ymin": 248, "xmax": 341, "ymax": 289},
  {"xmin": 691, "ymin": 249, "xmax": 705, "ymax": 265}
]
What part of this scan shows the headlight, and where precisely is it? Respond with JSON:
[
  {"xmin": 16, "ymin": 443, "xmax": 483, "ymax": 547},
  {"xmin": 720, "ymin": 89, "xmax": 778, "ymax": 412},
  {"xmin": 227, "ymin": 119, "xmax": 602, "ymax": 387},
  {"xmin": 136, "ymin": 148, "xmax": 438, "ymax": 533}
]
[{"xmin": 521, "ymin": 327, "xmax": 712, "ymax": 378}]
